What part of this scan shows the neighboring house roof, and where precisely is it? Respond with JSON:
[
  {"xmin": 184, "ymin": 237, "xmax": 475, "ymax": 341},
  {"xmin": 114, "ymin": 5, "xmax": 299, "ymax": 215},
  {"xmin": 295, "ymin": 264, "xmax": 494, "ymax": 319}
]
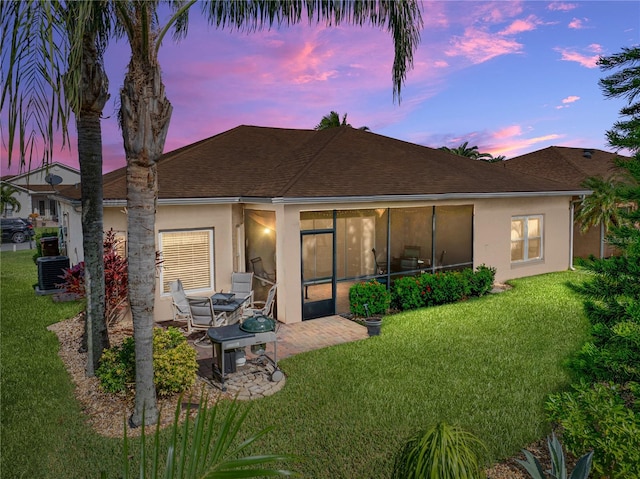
[
  {"xmin": 5, "ymin": 161, "xmax": 80, "ymax": 183},
  {"xmin": 499, "ymin": 146, "xmax": 628, "ymax": 189},
  {"xmin": 58, "ymin": 126, "xmax": 587, "ymax": 204},
  {"xmin": 0, "ymin": 180, "xmax": 30, "ymax": 193},
  {"xmin": 17, "ymin": 184, "xmax": 59, "ymax": 194}
]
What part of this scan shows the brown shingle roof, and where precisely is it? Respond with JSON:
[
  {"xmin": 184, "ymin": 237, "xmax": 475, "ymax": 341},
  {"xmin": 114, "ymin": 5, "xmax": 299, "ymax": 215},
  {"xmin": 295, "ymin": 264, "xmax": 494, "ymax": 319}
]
[
  {"xmin": 500, "ymin": 146, "xmax": 628, "ymax": 189},
  {"xmin": 61, "ymin": 126, "xmax": 585, "ymax": 202}
]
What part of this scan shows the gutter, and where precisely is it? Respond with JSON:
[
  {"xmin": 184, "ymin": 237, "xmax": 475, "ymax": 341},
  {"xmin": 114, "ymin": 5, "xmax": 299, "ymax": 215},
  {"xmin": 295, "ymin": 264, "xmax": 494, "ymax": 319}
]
[
  {"xmin": 94, "ymin": 190, "xmax": 591, "ymax": 207},
  {"xmin": 267, "ymin": 190, "xmax": 591, "ymax": 205}
]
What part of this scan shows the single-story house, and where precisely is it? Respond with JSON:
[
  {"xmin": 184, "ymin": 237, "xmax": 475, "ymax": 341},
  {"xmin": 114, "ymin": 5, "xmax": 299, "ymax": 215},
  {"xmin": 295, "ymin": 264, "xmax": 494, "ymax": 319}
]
[
  {"xmin": 499, "ymin": 146, "xmax": 629, "ymax": 259},
  {"xmin": 57, "ymin": 126, "xmax": 588, "ymax": 324},
  {"xmin": 1, "ymin": 162, "xmax": 80, "ymax": 223}
]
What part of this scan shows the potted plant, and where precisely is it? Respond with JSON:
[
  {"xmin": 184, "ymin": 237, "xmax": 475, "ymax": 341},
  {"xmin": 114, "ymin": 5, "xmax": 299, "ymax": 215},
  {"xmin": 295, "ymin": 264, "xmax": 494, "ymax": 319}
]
[
  {"xmin": 363, "ymin": 307, "xmax": 383, "ymax": 336},
  {"xmin": 349, "ymin": 280, "xmax": 391, "ymax": 337}
]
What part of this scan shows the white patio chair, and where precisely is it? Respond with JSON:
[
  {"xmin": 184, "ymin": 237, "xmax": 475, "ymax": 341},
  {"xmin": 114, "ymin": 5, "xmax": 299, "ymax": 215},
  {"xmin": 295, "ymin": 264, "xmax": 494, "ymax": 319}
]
[
  {"xmin": 229, "ymin": 272, "xmax": 254, "ymax": 308},
  {"xmin": 169, "ymin": 279, "xmax": 227, "ymax": 346},
  {"xmin": 186, "ymin": 296, "xmax": 228, "ymax": 347},
  {"xmin": 169, "ymin": 279, "xmax": 191, "ymax": 325},
  {"xmin": 243, "ymin": 282, "xmax": 278, "ymax": 319}
]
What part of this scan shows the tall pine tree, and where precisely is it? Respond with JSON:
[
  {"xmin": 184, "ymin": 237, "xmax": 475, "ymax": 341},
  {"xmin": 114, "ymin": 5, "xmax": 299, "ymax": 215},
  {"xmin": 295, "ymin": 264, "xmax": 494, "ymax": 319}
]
[{"xmin": 570, "ymin": 46, "xmax": 640, "ymax": 383}]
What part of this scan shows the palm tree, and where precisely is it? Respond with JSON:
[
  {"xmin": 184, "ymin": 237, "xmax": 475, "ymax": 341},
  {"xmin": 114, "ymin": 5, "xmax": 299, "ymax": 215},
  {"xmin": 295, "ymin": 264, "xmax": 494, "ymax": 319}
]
[
  {"xmin": 0, "ymin": 184, "xmax": 22, "ymax": 217},
  {"xmin": 315, "ymin": 111, "xmax": 370, "ymax": 131},
  {"xmin": 1, "ymin": 1, "xmax": 111, "ymax": 375},
  {"xmin": 114, "ymin": 0, "xmax": 422, "ymax": 427},
  {"xmin": 575, "ymin": 175, "xmax": 629, "ymax": 258},
  {"xmin": 439, "ymin": 141, "xmax": 492, "ymax": 161},
  {"xmin": 4, "ymin": 0, "xmax": 423, "ymax": 427}
]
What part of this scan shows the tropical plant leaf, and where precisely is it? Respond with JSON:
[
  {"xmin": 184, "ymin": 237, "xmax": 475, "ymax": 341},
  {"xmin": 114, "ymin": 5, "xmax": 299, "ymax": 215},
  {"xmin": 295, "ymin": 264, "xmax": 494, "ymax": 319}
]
[{"xmin": 515, "ymin": 449, "xmax": 547, "ymax": 479}]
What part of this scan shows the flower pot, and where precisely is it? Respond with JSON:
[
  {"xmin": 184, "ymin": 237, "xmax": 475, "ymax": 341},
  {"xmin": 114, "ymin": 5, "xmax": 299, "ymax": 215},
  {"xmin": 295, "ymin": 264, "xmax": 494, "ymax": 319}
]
[{"xmin": 364, "ymin": 317, "xmax": 382, "ymax": 336}]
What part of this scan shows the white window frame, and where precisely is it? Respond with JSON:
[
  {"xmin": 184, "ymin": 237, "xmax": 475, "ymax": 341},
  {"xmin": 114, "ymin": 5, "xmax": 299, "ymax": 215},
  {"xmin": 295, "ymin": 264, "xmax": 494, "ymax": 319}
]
[
  {"xmin": 159, "ymin": 228, "xmax": 214, "ymax": 295},
  {"xmin": 511, "ymin": 215, "xmax": 543, "ymax": 263}
]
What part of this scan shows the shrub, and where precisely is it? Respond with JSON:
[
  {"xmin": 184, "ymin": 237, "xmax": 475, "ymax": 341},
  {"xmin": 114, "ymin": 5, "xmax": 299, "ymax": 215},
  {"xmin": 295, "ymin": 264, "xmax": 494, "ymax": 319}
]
[
  {"xmin": 96, "ymin": 333, "xmax": 136, "ymax": 393},
  {"xmin": 546, "ymin": 381, "xmax": 640, "ymax": 478},
  {"xmin": 349, "ymin": 280, "xmax": 391, "ymax": 317},
  {"xmin": 96, "ymin": 327, "xmax": 198, "ymax": 397},
  {"xmin": 59, "ymin": 229, "xmax": 129, "ymax": 326},
  {"xmin": 466, "ymin": 264, "xmax": 496, "ymax": 297},
  {"xmin": 568, "ymin": 321, "xmax": 640, "ymax": 383},
  {"xmin": 392, "ymin": 276, "xmax": 424, "ymax": 310},
  {"xmin": 391, "ymin": 265, "xmax": 496, "ymax": 312},
  {"xmin": 391, "ymin": 422, "xmax": 487, "ymax": 479}
]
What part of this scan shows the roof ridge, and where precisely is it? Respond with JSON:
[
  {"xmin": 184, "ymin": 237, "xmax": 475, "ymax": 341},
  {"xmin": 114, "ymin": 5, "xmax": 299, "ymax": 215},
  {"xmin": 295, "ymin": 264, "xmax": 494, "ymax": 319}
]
[
  {"xmin": 275, "ymin": 128, "xmax": 346, "ymax": 196},
  {"xmin": 545, "ymin": 146, "xmax": 593, "ymax": 179}
]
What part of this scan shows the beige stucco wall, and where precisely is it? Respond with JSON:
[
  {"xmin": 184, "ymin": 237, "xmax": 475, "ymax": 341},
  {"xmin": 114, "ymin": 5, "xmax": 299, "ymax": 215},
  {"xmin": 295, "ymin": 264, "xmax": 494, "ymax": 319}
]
[
  {"xmin": 73, "ymin": 195, "xmax": 573, "ymax": 325},
  {"xmin": 153, "ymin": 204, "xmax": 237, "ymax": 322},
  {"xmin": 57, "ymin": 200, "xmax": 84, "ymax": 265},
  {"xmin": 473, "ymin": 196, "xmax": 572, "ymax": 283},
  {"xmin": 94, "ymin": 203, "xmax": 239, "ymax": 323}
]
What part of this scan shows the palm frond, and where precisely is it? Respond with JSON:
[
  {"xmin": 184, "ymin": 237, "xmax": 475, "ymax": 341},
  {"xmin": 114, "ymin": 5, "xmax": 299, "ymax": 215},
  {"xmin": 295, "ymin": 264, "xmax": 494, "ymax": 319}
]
[{"xmin": 0, "ymin": 0, "xmax": 74, "ymax": 170}]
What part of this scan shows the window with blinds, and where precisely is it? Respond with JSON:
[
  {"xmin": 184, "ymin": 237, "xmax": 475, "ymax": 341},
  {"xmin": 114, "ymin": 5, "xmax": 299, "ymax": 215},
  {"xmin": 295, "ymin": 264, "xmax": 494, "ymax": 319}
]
[{"xmin": 159, "ymin": 229, "xmax": 214, "ymax": 294}]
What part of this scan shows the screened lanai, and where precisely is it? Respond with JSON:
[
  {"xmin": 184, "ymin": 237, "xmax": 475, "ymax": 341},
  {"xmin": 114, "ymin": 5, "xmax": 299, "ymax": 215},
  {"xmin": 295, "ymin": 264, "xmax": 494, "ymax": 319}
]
[{"xmin": 299, "ymin": 205, "xmax": 473, "ymax": 319}]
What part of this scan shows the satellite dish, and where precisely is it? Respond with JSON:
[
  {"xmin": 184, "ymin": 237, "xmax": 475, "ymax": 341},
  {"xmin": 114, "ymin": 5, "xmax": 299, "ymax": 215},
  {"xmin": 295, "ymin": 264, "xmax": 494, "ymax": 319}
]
[{"xmin": 45, "ymin": 174, "xmax": 63, "ymax": 186}]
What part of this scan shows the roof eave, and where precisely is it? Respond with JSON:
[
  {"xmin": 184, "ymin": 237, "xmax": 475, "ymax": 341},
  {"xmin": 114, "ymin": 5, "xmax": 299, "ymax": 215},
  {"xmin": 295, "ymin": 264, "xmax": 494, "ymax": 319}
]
[
  {"xmin": 268, "ymin": 190, "xmax": 591, "ymax": 204},
  {"xmin": 100, "ymin": 190, "xmax": 591, "ymax": 208}
]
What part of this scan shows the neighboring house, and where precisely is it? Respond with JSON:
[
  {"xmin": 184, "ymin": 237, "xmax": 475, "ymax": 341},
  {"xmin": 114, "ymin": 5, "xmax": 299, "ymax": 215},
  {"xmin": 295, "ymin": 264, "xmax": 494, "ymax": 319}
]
[
  {"xmin": 2, "ymin": 162, "xmax": 81, "ymax": 223},
  {"xmin": 57, "ymin": 126, "xmax": 587, "ymax": 324},
  {"xmin": 499, "ymin": 146, "xmax": 629, "ymax": 259}
]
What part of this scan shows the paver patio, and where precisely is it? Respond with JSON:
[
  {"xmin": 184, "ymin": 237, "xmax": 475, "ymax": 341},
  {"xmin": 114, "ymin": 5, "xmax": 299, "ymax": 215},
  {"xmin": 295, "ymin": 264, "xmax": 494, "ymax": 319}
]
[{"xmin": 190, "ymin": 315, "xmax": 369, "ymax": 398}]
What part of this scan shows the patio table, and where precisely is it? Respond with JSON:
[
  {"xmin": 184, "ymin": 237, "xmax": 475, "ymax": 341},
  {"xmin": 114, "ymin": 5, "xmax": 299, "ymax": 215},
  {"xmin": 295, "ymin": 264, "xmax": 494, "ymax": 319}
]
[{"xmin": 210, "ymin": 293, "xmax": 244, "ymax": 324}]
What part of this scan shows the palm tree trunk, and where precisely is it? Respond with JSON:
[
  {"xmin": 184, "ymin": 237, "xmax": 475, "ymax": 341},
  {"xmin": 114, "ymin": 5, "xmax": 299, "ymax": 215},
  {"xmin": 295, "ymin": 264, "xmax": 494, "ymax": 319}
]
[
  {"xmin": 120, "ymin": 11, "xmax": 173, "ymax": 424},
  {"xmin": 126, "ymin": 162, "xmax": 160, "ymax": 427},
  {"xmin": 77, "ymin": 111, "xmax": 108, "ymax": 374},
  {"xmin": 77, "ymin": 28, "xmax": 110, "ymax": 376}
]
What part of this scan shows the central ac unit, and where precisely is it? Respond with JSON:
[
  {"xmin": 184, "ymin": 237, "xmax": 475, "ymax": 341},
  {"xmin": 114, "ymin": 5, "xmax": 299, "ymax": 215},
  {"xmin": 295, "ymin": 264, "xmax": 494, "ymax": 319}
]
[{"xmin": 37, "ymin": 256, "xmax": 70, "ymax": 291}]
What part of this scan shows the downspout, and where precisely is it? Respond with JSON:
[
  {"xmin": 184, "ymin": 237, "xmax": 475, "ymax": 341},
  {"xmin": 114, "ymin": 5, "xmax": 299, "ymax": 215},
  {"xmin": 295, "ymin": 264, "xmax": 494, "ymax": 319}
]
[
  {"xmin": 569, "ymin": 199, "xmax": 578, "ymax": 271},
  {"xmin": 600, "ymin": 222, "xmax": 605, "ymax": 259}
]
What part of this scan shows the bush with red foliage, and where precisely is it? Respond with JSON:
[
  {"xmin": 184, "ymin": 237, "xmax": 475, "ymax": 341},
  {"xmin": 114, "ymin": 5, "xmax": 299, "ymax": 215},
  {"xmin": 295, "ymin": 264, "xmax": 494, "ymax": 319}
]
[{"xmin": 59, "ymin": 229, "xmax": 129, "ymax": 326}]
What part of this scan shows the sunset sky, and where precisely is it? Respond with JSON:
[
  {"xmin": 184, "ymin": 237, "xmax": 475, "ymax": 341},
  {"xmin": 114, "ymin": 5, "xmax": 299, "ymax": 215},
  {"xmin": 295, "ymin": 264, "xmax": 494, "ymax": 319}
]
[{"xmin": 1, "ymin": 0, "xmax": 639, "ymax": 176}]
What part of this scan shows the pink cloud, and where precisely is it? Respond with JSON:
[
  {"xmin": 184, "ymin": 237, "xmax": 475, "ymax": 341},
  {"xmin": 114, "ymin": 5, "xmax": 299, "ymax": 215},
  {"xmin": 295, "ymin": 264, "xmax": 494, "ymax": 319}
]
[
  {"xmin": 548, "ymin": 2, "xmax": 577, "ymax": 12},
  {"xmin": 562, "ymin": 95, "xmax": 580, "ymax": 104},
  {"xmin": 499, "ymin": 15, "xmax": 542, "ymax": 35},
  {"xmin": 472, "ymin": 2, "xmax": 524, "ymax": 24},
  {"xmin": 555, "ymin": 45, "xmax": 602, "ymax": 68},
  {"xmin": 446, "ymin": 28, "xmax": 523, "ymax": 64},
  {"xmin": 489, "ymin": 134, "xmax": 563, "ymax": 157},
  {"xmin": 568, "ymin": 18, "xmax": 586, "ymax": 29},
  {"xmin": 493, "ymin": 125, "xmax": 523, "ymax": 140}
]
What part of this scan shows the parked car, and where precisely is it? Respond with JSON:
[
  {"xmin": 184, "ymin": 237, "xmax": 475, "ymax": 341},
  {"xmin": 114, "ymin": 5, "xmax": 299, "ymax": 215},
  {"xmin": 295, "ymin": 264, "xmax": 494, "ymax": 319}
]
[{"xmin": 1, "ymin": 218, "xmax": 35, "ymax": 244}]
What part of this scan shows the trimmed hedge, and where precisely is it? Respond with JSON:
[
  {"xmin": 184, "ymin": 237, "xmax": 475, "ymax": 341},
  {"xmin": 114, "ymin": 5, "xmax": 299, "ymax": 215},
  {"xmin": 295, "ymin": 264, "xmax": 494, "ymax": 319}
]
[{"xmin": 391, "ymin": 265, "xmax": 496, "ymax": 312}]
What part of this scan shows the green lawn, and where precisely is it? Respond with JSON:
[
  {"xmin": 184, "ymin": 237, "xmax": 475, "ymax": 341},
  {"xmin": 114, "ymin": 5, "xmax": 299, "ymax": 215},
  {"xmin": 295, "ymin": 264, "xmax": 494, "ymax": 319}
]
[{"xmin": 1, "ymin": 250, "xmax": 590, "ymax": 478}]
